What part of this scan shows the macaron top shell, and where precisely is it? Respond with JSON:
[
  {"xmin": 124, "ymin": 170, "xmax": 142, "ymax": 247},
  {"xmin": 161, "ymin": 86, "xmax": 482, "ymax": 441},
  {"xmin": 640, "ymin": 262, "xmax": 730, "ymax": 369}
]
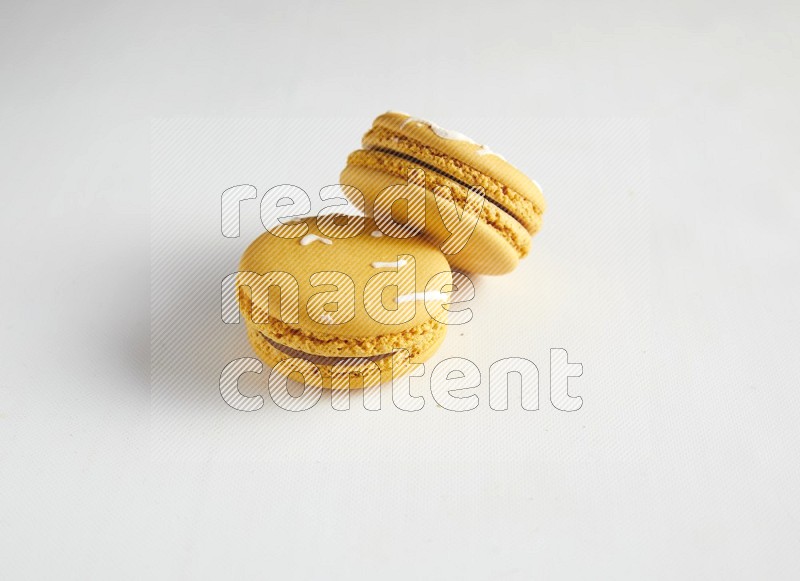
[{"xmin": 238, "ymin": 215, "xmax": 452, "ymax": 339}]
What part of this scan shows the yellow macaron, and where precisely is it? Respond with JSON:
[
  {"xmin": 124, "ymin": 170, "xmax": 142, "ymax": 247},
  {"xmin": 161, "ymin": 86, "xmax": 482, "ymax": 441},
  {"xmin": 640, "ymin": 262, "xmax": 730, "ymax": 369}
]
[
  {"xmin": 237, "ymin": 214, "xmax": 452, "ymax": 389},
  {"xmin": 340, "ymin": 111, "xmax": 546, "ymax": 275}
]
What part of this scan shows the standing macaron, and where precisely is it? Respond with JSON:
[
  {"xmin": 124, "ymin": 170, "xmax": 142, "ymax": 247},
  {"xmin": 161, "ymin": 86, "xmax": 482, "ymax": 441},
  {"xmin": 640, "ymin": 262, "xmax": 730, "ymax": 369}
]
[
  {"xmin": 236, "ymin": 215, "xmax": 452, "ymax": 389},
  {"xmin": 340, "ymin": 111, "xmax": 546, "ymax": 275}
]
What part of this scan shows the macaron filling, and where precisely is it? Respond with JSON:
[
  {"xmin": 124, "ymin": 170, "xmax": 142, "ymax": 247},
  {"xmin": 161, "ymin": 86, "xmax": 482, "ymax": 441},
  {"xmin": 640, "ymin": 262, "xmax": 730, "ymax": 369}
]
[{"xmin": 262, "ymin": 333, "xmax": 395, "ymax": 367}]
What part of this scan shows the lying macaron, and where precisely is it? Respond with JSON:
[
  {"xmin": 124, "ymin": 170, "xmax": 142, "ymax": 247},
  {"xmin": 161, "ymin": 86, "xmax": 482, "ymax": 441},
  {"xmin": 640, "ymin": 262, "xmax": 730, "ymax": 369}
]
[
  {"xmin": 340, "ymin": 111, "xmax": 546, "ymax": 275},
  {"xmin": 237, "ymin": 214, "xmax": 452, "ymax": 389}
]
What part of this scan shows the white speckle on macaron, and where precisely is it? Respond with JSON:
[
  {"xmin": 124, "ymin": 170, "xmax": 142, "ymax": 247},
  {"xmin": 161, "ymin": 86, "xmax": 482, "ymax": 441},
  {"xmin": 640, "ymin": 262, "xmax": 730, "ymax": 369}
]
[
  {"xmin": 371, "ymin": 259, "xmax": 408, "ymax": 269},
  {"xmin": 299, "ymin": 234, "xmax": 333, "ymax": 246},
  {"xmin": 395, "ymin": 290, "xmax": 449, "ymax": 304}
]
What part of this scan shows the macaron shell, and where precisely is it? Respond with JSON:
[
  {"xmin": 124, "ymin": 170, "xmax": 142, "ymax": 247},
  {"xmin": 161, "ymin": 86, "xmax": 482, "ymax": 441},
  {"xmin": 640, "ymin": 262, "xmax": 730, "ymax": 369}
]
[
  {"xmin": 369, "ymin": 112, "xmax": 546, "ymax": 215},
  {"xmin": 340, "ymin": 163, "xmax": 523, "ymax": 275},
  {"xmin": 238, "ymin": 216, "xmax": 452, "ymax": 339}
]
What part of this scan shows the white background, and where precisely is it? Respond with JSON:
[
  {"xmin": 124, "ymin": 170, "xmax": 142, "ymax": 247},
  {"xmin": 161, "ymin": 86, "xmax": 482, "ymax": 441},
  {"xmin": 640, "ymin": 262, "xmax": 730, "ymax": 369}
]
[{"xmin": 2, "ymin": 1, "xmax": 799, "ymax": 579}]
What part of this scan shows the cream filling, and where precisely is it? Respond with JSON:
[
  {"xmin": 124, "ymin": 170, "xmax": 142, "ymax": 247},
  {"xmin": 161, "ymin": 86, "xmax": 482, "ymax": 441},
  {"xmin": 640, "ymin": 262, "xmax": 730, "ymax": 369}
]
[{"xmin": 261, "ymin": 333, "xmax": 395, "ymax": 367}]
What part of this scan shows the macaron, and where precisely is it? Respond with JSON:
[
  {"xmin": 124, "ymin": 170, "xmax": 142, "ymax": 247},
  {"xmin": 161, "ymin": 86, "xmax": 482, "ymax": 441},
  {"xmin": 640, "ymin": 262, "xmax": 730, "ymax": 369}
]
[
  {"xmin": 340, "ymin": 111, "xmax": 546, "ymax": 275},
  {"xmin": 237, "ymin": 214, "xmax": 452, "ymax": 389}
]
